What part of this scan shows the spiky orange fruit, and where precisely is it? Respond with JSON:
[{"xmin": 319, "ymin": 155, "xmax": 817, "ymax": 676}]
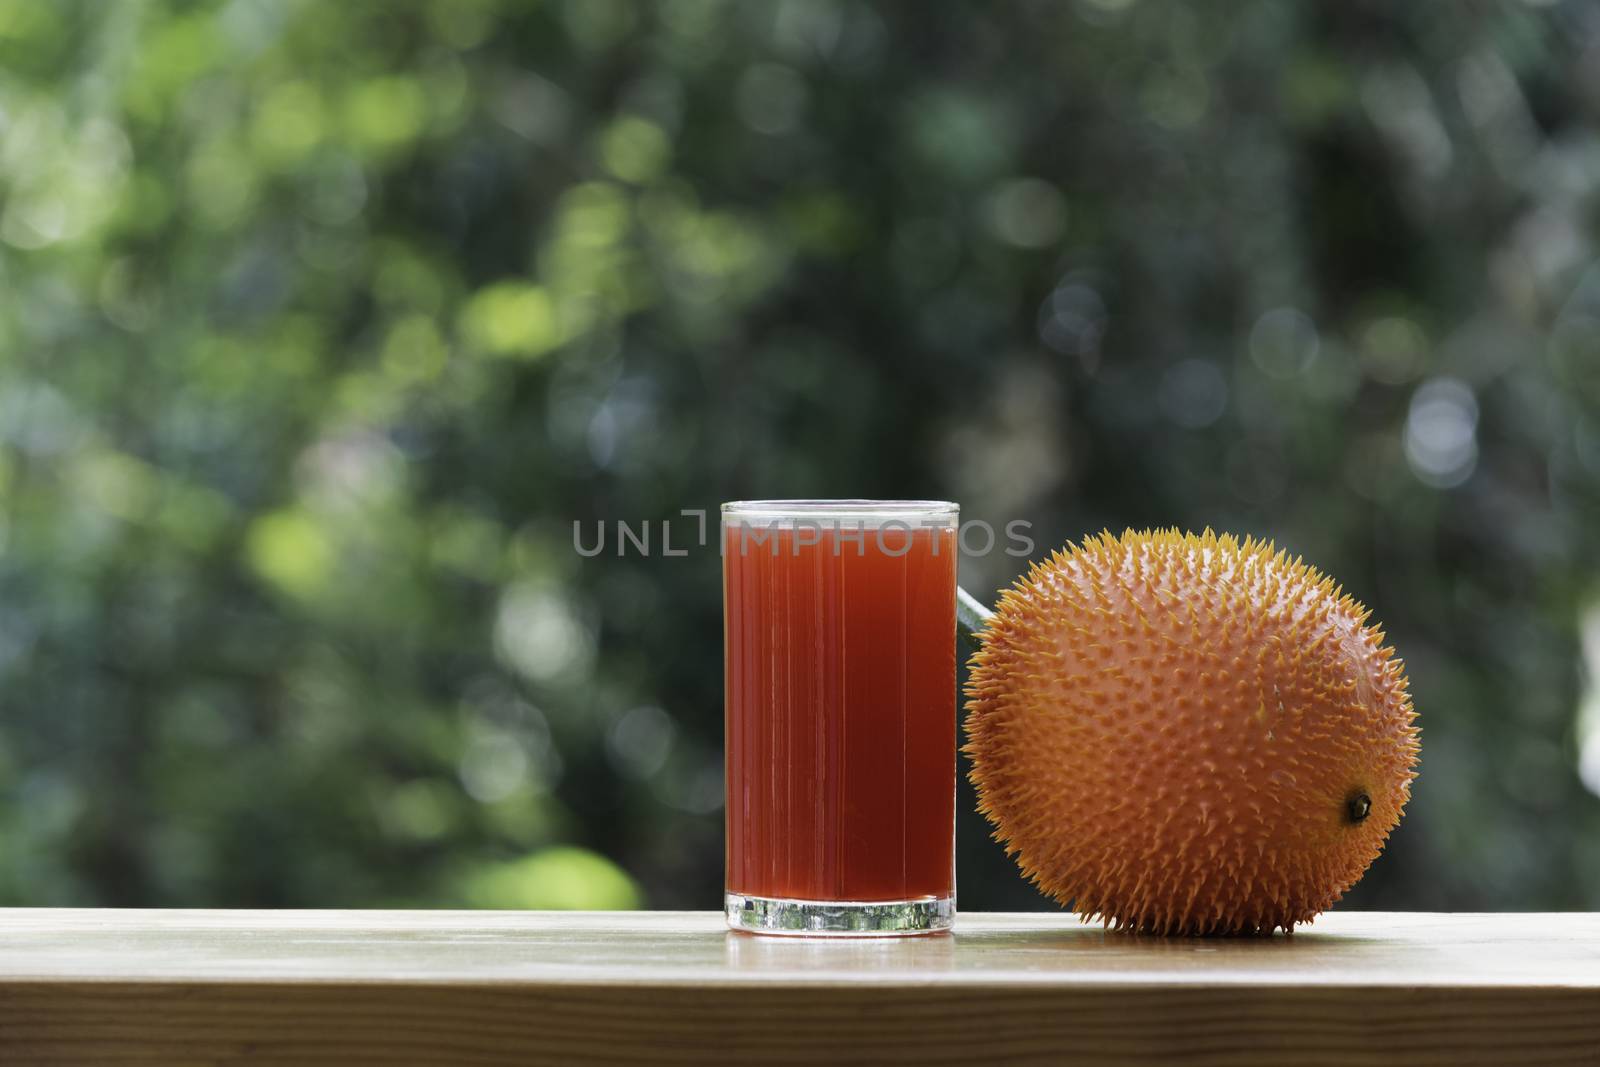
[{"xmin": 964, "ymin": 529, "xmax": 1419, "ymax": 935}]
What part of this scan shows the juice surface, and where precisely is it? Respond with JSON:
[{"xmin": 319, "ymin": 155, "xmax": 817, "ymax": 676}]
[{"xmin": 724, "ymin": 521, "xmax": 956, "ymax": 902}]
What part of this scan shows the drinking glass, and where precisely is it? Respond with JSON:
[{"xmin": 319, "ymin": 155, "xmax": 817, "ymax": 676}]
[{"xmin": 722, "ymin": 500, "xmax": 958, "ymax": 935}]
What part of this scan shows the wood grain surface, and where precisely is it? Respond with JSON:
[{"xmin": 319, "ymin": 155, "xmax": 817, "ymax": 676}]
[{"xmin": 0, "ymin": 910, "xmax": 1595, "ymax": 1065}]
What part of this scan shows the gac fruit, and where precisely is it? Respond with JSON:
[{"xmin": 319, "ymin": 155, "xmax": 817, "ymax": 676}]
[{"xmin": 964, "ymin": 529, "xmax": 1419, "ymax": 935}]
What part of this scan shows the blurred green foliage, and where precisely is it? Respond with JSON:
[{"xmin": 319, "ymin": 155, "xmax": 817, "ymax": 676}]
[{"xmin": 1, "ymin": 0, "xmax": 1598, "ymax": 913}]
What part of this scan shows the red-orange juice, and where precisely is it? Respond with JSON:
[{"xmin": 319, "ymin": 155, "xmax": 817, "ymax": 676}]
[{"xmin": 722, "ymin": 501, "xmax": 957, "ymax": 935}]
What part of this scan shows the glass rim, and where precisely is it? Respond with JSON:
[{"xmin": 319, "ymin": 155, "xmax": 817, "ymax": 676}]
[{"xmin": 721, "ymin": 499, "xmax": 958, "ymax": 525}]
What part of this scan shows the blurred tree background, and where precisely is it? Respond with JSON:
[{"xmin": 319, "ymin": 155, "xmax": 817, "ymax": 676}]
[{"xmin": 1, "ymin": 0, "xmax": 1599, "ymax": 913}]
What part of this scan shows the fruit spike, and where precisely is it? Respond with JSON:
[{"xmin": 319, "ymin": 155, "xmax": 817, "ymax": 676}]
[{"xmin": 963, "ymin": 528, "xmax": 1420, "ymax": 936}]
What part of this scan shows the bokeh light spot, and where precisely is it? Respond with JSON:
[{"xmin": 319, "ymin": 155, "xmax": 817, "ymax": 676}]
[
  {"xmin": 462, "ymin": 846, "xmax": 642, "ymax": 910},
  {"xmin": 246, "ymin": 510, "xmax": 334, "ymax": 600},
  {"xmin": 493, "ymin": 583, "xmax": 595, "ymax": 683},
  {"xmin": 985, "ymin": 178, "xmax": 1067, "ymax": 249},
  {"xmin": 607, "ymin": 705, "xmax": 676, "ymax": 779},
  {"xmin": 1404, "ymin": 377, "xmax": 1479, "ymax": 488},
  {"xmin": 1249, "ymin": 307, "xmax": 1320, "ymax": 380},
  {"xmin": 460, "ymin": 282, "xmax": 561, "ymax": 358},
  {"xmin": 599, "ymin": 116, "xmax": 671, "ymax": 184}
]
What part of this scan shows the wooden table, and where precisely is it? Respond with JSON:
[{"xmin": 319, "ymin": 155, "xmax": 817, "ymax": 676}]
[{"xmin": 0, "ymin": 910, "xmax": 1595, "ymax": 1065}]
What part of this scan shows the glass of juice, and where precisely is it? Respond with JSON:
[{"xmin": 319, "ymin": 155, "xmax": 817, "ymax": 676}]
[{"xmin": 722, "ymin": 500, "xmax": 958, "ymax": 936}]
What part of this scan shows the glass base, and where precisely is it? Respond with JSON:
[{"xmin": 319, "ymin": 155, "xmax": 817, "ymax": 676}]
[{"xmin": 725, "ymin": 892, "xmax": 954, "ymax": 937}]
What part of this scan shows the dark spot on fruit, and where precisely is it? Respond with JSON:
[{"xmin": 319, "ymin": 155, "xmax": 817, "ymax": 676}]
[{"xmin": 1345, "ymin": 792, "xmax": 1371, "ymax": 824}]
